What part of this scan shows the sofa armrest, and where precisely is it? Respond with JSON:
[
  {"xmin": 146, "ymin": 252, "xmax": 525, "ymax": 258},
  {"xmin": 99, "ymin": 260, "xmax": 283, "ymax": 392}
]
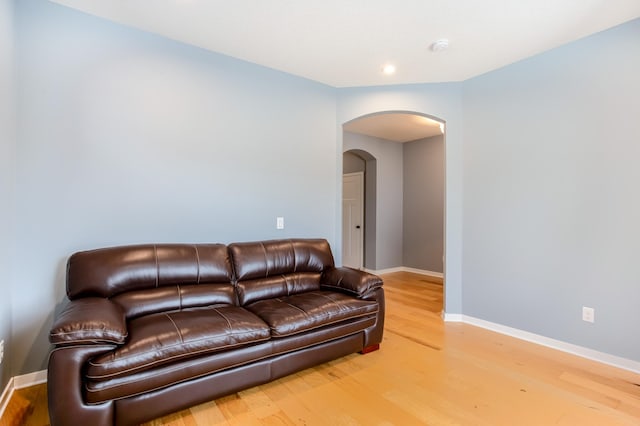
[
  {"xmin": 50, "ymin": 298, "xmax": 127, "ymax": 346},
  {"xmin": 320, "ymin": 267, "xmax": 383, "ymax": 298},
  {"xmin": 48, "ymin": 345, "xmax": 117, "ymax": 425}
]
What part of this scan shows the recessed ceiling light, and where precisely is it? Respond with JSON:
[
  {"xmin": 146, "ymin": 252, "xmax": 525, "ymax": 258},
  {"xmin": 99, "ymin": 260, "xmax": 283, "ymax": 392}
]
[
  {"xmin": 430, "ymin": 39, "xmax": 449, "ymax": 52},
  {"xmin": 382, "ymin": 64, "xmax": 396, "ymax": 75}
]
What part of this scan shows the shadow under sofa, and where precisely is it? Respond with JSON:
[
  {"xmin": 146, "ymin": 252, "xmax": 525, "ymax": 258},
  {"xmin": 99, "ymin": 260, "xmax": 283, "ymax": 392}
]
[{"xmin": 47, "ymin": 238, "xmax": 385, "ymax": 425}]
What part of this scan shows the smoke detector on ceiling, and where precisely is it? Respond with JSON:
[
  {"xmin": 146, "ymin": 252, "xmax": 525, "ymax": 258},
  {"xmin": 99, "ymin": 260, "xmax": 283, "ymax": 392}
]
[{"xmin": 430, "ymin": 39, "xmax": 450, "ymax": 52}]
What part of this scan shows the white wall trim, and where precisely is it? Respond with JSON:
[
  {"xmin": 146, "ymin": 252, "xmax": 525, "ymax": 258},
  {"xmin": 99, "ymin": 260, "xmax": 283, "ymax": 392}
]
[
  {"xmin": 366, "ymin": 266, "xmax": 443, "ymax": 279},
  {"xmin": 444, "ymin": 315, "xmax": 640, "ymax": 374},
  {"xmin": 365, "ymin": 266, "xmax": 403, "ymax": 275},
  {"xmin": 401, "ymin": 267, "xmax": 444, "ymax": 278},
  {"xmin": 443, "ymin": 313, "xmax": 462, "ymax": 322},
  {"xmin": 0, "ymin": 370, "xmax": 47, "ymax": 420},
  {"xmin": 0, "ymin": 377, "xmax": 15, "ymax": 421},
  {"xmin": 14, "ymin": 370, "xmax": 47, "ymax": 389}
]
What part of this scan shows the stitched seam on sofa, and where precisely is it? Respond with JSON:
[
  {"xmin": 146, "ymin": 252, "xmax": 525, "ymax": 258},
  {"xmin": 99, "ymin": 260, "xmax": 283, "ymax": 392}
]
[
  {"xmin": 317, "ymin": 292, "xmax": 371, "ymax": 316},
  {"xmin": 86, "ymin": 311, "xmax": 269, "ymax": 370},
  {"xmin": 50, "ymin": 329, "xmax": 126, "ymax": 337},
  {"xmin": 283, "ymin": 274, "xmax": 291, "ymax": 297},
  {"xmin": 309, "ymin": 292, "xmax": 346, "ymax": 323},
  {"xmin": 85, "ymin": 333, "xmax": 271, "ymax": 379},
  {"xmin": 318, "ymin": 284, "xmax": 360, "ymax": 297},
  {"xmin": 211, "ymin": 307, "xmax": 233, "ymax": 332},
  {"xmin": 314, "ymin": 292, "xmax": 344, "ymax": 312},
  {"xmin": 271, "ymin": 309, "xmax": 378, "ymax": 338},
  {"xmin": 165, "ymin": 313, "xmax": 184, "ymax": 343},
  {"xmin": 194, "ymin": 245, "xmax": 201, "ymax": 285},
  {"xmin": 268, "ymin": 324, "xmax": 372, "ymax": 360},
  {"xmin": 287, "ymin": 291, "xmax": 349, "ymax": 320},
  {"xmin": 280, "ymin": 300, "xmax": 308, "ymax": 318},
  {"xmin": 86, "ymin": 352, "xmax": 266, "ymax": 403},
  {"xmin": 290, "ymin": 240, "xmax": 297, "ymax": 273},
  {"xmin": 177, "ymin": 285, "xmax": 183, "ymax": 311},
  {"xmin": 268, "ymin": 320, "xmax": 371, "ymax": 357},
  {"xmin": 50, "ymin": 332, "xmax": 127, "ymax": 345},
  {"xmin": 84, "ymin": 336, "xmax": 274, "ymax": 390},
  {"xmin": 50, "ymin": 343, "xmax": 118, "ymax": 355},
  {"xmin": 260, "ymin": 242, "xmax": 269, "ymax": 277},
  {"xmin": 87, "ymin": 328, "xmax": 265, "ymax": 366},
  {"xmin": 84, "ymin": 327, "xmax": 368, "ymax": 402},
  {"xmin": 154, "ymin": 244, "xmax": 159, "ymax": 288},
  {"xmin": 50, "ymin": 336, "xmax": 126, "ymax": 345}
]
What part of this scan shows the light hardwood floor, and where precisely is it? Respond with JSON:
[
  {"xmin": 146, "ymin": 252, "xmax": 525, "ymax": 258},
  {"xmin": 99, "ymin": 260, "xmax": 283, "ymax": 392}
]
[{"xmin": 10, "ymin": 272, "xmax": 640, "ymax": 425}]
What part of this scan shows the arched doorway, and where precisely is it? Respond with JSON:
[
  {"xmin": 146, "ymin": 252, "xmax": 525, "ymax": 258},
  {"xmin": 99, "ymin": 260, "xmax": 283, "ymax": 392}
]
[{"xmin": 342, "ymin": 110, "xmax": 446, "ymax": 294}]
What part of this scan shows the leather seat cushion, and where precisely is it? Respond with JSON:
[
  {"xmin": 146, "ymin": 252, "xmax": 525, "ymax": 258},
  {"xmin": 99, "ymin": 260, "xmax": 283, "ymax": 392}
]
[
  {"xmin": 246, "ymin": 291, "xmax": 378, "ymax": 338},
  {"xmin": 84, "ymin": 316, "xmax": 375, "ymax": 404},
  {"xmin": 86, "ymin": 305, "xmax": 270, "ymax": 380}
]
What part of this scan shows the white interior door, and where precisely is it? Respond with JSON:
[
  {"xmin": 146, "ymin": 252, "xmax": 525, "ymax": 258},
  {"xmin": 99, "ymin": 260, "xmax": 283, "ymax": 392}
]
[{"xmin": 342, "ymin": 172, "xmax": 364, "ymax": 269}]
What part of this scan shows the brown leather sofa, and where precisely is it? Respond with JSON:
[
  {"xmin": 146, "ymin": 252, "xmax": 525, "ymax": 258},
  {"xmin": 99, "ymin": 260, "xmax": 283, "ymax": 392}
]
[{"xmin": 47, "ymin": 238, "xmax": 384, "ymax": 425}]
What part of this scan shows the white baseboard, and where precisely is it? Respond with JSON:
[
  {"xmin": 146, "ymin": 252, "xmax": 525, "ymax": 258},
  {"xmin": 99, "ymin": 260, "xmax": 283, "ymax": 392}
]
[
  {"xmin": 367, "ymin": 266, "xmax": 444, "ymax": 279},
  {"xmin": 443, "ymin": 313, "xmax": 462, "ymax": 322},
  {"xmin": 365, "ymin": 267, "xmax": 403, "ymax": 275},
  {"xmin": 0, "ymin": 377, "xmax": 14, "ymax": 421},
  {"xmin": 401, "ymin": 267, "xmax": 444, "ymax": 278},
  {"xmin": 0, "ymin": 369, "xmax": 47, "ymax": 420},
  {"xmin": 14, "ymin": 370, "xmax": 47, "ymax": 389},
  {"xmin": 444, "ymin": 314, "xmax": 640, "ymax": 374}
]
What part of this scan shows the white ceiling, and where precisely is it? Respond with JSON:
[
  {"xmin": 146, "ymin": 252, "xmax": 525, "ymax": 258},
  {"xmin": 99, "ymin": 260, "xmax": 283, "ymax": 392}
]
[
  {"xmin": 50, "ymin": 0, "xmax": 640, "ymax": 88},
  {"xmin": 344, "ymin": 113, "xmax": 443, "ymax": 143}
]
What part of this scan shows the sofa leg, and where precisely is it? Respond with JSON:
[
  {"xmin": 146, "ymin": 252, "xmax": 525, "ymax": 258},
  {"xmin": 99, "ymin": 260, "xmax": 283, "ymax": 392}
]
[{"xmin": 360, "ymin": 344, "xmax": 380, "ymax": 354}]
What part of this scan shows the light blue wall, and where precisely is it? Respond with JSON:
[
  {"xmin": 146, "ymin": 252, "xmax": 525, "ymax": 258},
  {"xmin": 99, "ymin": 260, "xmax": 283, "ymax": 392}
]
[
  {"xmin": 0, "ymin": 0, "xmax": 16, "ymax": 389},
  {"xmin": 338, "ymin": 86, "xmax": 464, "ymax": 314},
  {"xmin": 13, "ymin": 0, "xmax": 337, "ymax": 374},
  {"xmin": 462, "ymin": 19, "xmax": 640, "ymax": 361}
]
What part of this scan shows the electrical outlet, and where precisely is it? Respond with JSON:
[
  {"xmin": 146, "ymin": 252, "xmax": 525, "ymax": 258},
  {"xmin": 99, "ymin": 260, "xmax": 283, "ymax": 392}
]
[
  {"xmin": 0, "ymin": 339, "xmax": 4, "ymax": 365},
  {"xmin": 582, "ymin": 306, "xmax": 595, "ymax": 323}
]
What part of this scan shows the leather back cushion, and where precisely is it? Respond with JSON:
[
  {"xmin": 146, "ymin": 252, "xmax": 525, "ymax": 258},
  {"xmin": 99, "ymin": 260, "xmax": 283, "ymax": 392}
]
[
  {"xmin": 228, "ymin": 239, "xmax": 335, "ymax": 305},
  {"xmin": 67, "ymin": 244, "xmax": 234, "ymax": 301},
  {"xmin": 112, "ymin": 284, "xmax": 236, "ymax": 319}
]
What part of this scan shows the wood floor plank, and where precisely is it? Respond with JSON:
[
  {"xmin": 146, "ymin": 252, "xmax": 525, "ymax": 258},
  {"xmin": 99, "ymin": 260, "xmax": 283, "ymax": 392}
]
[{"xmin": 8, "ymin": 271, "xmax": 640, "ymax": 425}]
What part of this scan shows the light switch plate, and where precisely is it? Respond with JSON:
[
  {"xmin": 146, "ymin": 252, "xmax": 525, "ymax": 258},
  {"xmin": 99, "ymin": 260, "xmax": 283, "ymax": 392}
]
[{"xmin": 582, "ymin": 306, "xmax": 595, "ymax": 323}]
